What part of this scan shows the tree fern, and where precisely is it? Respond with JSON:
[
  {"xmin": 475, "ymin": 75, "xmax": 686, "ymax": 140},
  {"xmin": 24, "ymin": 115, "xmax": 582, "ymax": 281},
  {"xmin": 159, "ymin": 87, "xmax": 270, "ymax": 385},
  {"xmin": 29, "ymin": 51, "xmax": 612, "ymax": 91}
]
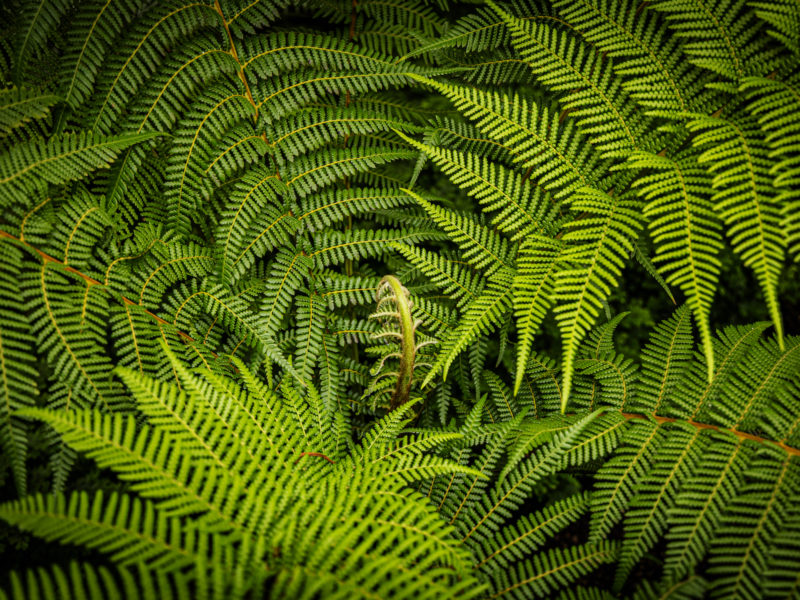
[{"xmin": 1, "ymin": 1, "xmax": 799, "ymax": 597}]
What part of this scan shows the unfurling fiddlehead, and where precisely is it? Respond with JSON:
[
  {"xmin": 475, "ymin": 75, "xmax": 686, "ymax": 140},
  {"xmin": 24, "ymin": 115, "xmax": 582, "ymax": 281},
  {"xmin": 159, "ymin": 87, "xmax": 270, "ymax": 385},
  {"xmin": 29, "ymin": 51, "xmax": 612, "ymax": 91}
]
[{"xmin": 367, "ymin": 275, "xmax": 435, "ymax": 410}]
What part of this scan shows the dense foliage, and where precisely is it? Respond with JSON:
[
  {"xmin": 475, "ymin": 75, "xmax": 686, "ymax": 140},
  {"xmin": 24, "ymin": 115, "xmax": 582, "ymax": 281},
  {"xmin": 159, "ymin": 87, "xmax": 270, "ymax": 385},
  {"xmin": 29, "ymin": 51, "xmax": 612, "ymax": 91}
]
[{"xmin": 0, "ymin": 0, "xmax": 799, "ymax": 598}]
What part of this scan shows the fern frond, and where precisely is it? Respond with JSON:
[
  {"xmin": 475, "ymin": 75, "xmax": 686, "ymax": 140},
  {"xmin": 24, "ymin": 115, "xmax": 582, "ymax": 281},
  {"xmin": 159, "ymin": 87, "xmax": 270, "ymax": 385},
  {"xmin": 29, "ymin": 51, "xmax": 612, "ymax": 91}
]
[
  {"xmin": 12, "ymin": 0, "xmax": 71, "ymax": 86},
  {"xmin": 513, "ymin": 236, "xmax": 563, "ymax": 396},
  {"xmin": 554, "ymin": 188, "xmax": 643, "ymax": 411},
  {"xmin": 670, "ymin": 321, "xmax": 771, "ymax": 419},
  {"xmin": 626, "ymin": 151, "xmax": 722, "ymax": 377},
  {"xmin": 739, "ymin": 73, "xmax": 800, "ymax": 261},
  {"xmin": 552, "ymin": 0, "xmax": 711, "ymax": 115},
  {"xmin": 647, "ymin": 0, "xmax": 777, "ymax": 81},
  {"xmin": 686, "ymin": 113, "xmax": 786, "ymax": 347},
  {"xmin": 488, "ymin": 0, "xmax": 650, "ymax": 158},
  {"xmin": 0, "ymin": 243, "xmax": 37, "ymax": 496},
  {"xmin": 408, "ymin": 75, "xmax": 604, "ymax": 199},
  {"xmin": 394, "ymin": 129, "xmax": 558, "ymax": 239},
  {"xmin": 402, "ymin": 188, "xmax": 514, "ymax": 279},
  {"xmin": 629, "ymin": 305, "xmax": 694, "ymax": 414},
  {"xmin": 489, "ymin": 542, "xmax": 619, "ymax": 599},
  {"xmin": 0, "ymin": 490, "xmax": 198, "ymax": 570},
  {"xmin": 423, "ymin": 276, "xmax": 514, "ymax": 387},
  {"xmin": 0, "ymin": 86, "xmax": 59, "ymax": 135},
  {"xmin": 614, "ymin": 422, "xmax": 708, "ymax": 590},
  {"xmin": 59, "ymin": 0, "xmax": 144, "ymax": 111},
  {"xmin": 0, "ymin": 131, "xmax": 161, "ymax": 208},
  {"xmin": 475, "ymin": 491, "xmax": 590, "ymax": 571},
  {"xmin": 0, "ymin": 562, "xmax": 191, "ymax": 600},
  {"xmin": 751, "ymin": 0, "xmax": 800, "ymax": 54}
]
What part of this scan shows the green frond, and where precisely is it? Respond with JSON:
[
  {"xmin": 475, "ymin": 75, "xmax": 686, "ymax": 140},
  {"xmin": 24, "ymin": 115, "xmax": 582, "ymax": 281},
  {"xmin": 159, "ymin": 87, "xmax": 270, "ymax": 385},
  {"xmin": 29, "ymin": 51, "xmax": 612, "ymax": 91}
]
[
  {"xmin": 0, "ymin": 490, "xmax": 198, "ymax": 570},
  {"xmin": 424, "ymin": 276, "xmax": 514, "ymax": 387},
  {"xmin": 0, "ymin": 87, "xmax": 60, "ymax": 136},
  {"xmin": 554, "ymin": 188, "xmax": 643, "ymax": 411},
  {"xmin": 670, "ymin": 321, "xmax": 771, "ymax": 419},
  {"xmin": 22, "ymin": 260, "xmax": 120, "ymax": 412},
  {"xmin": 647, "ymin": 0, "xmax": 778, "ymax": 81},
  {"xmin": 59, "ymin": 0, "xmax": 145, "ymax": 111},
  {"xmin": 513, "ymin": 236, "xmax": 563, "ymax": 396},
  {"xmin": 629, "ymin": 305, "xmax": 694, "ymax": 414},
  {"xmin": 661, "ymin": 434, "xmax": 750, "ymax": 585},
  {"xmin": 1, "ymin": 1, "xmax": 798, "ymax": 597},
  {"xmin": 614, "ymin": 422, "xmax": 709, "ymax": 590},
  {"xmin": 0, "ymin": 131, "xmax": 161, "ymax": 208},
  {"xmin": 394, "ymin": 129, "xmax": 558, "ymax": 239},
  {"xmin": 474, "ymin": 491, "xmax": 590, "ymax": 571},
  {"xmin": 590, "ymin": 418, "xmax": 666, "ymax": 542},
  {"xmin": 0, "ymin": 243, "xmax": 37, "ymax": 496},
  {"xmin": 12, "ymin": 0, "xmax": 71, "ymax": 86},
  {"xmin": 706, "ymin": 451, "xmax": 800, "ymax": 599},
  {"xmin": 703, "ymin": 335, "xmax": 800, "ymax": 432},
  {"xmin": 686, "ymin": 113, "xmax": 786, "ymax": 347},
  {"xmin": 573, "ymin": 315, "xmax": 639, "ymax": 411},
  {"xmin": 311, "ymin": 227, "xmax": 444, "ymax": 268},
  {"xmin": 751, "ymin": 0, "xmax": 800, "ymax": 54},
  {"xmin": 297, "ymin": 187, "xmax": 413, "ymax": 232},
  {"xmin": 739, "ymin": 73, "xmax": 800, "ymax": 261},
  {"xmin": 627, "ymin": 151, "xmax": 722, "ymax": 376},
  {"xmin": 407, "ymin": 75, "xmax": 605, "ymax": 199},
  {"xmin": 487, "ymin": 0, "xmax": 651, "ymax": 158},
  {"xmin": 488, "ymin": 542, "xmax": 619, "ymax": 599},
  {"xmin": 0, "ymin": 562, "xmax": 191, "ymax": 600},
  {"xmin": 402, "ymin": 188, "xmax": 514, "ymax": 279},
  {"xmin": 552, "ymin": 0, "xmax": 711, "ymax": 115},
  {"xmin": 391, "ymin": 242, "xmax": 484, "ymax": 309},
  {"xmin": 215, "ymin": 168, "xmax": 293, "ymax": 286}
]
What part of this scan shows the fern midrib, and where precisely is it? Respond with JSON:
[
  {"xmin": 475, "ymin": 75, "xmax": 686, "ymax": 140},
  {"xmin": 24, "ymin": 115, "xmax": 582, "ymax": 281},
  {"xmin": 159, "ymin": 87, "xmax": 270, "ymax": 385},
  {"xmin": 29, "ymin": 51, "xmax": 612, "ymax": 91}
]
[
  {"xmin": 618, "ymin": 412, "xmax": 800, "ymax": 457},
  {"xmin": 214, "ymin": 0, "xmax": 259, "ymax": 121}
]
